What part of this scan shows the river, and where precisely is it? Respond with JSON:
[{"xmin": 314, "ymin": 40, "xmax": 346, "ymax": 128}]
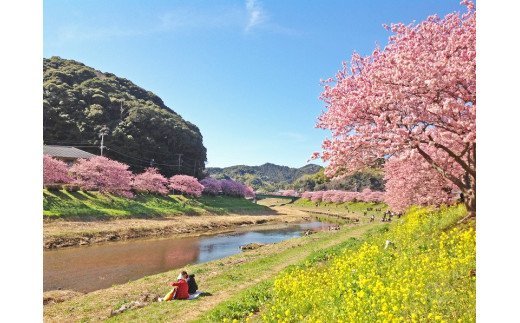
[{"xmin": 43, "ymin": 221, "xmax": 333, "ymax": 293}]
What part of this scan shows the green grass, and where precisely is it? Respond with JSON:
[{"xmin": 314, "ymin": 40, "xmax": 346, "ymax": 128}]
[
  {"xmin": 43, "ymin": 190, "xmax": 274, "ymax": 218},
  {"xmin": 292, "ymin": 198, "xmax": 388, "ymax": 215}
]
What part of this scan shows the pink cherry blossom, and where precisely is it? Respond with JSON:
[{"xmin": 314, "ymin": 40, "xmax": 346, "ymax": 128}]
[
  {"xmin": 200, "ymin": 177, "xmax": 222, "ymax": 196},
  {"xmin": 315, "ymin": 2, "xmax": 476, "ymax": 217},
  {"xmin": 70, "ymin": 156, "xmax": 134, "ymax": 198},
  {"xmin": 43, "ymin": 155, "xmax": 71, "ymax": 185},
  {"xmin": 169, "ymin": 175, "xmax": 204, "ymax": 197},
  {"xmin": 133, "ymin": 167, "xmax": 169, "ymax": 195}
]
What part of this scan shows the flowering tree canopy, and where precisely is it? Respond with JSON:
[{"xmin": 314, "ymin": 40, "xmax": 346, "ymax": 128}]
[
  {"xmin": 384, "ymin": 151, "xmax": 458, "ymax": 212},
  {"xmin": 200, "ymin": 177, "xmax": 222, "ymax": 196},
  {"xmin": 169, "ymin": 175, "xmax": 204, "ymax": 197},
  {"xmin": 43, "ymin": 155, "xmax": 71, "ymax": 185},
  {"xmin": 315, "ymin": 2, "xmax": 476, "ymax": 217},
  {"xmin": 133, "ymin": 167, "xmax": 169, "ymax": 195},
  {"xmin": 220, "ymin": 179, "xmax": 250, "ymax": 197},
  {"xmin": 302, "ymin": 189, "xmax": 384, "ymax": 204},
  {"xmin": 70, "ymin": 156, "xmax": 134, "ymax": 197}
]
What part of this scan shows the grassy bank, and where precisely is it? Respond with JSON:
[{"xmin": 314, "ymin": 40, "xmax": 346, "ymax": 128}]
[
  {"xmin": 44, "ymin": 221, "xmax": 380, "ymax": 322},
  {"xmin": 292, "ymin": 197, "xmax": 388, "ymax": 215},
  {"xmin": 43, "ymin": 190, "xmax": 273, "ymax": 218},
  {"xmin": 205, "ymin": 205, "xmax": 475, "ymax": 322}
]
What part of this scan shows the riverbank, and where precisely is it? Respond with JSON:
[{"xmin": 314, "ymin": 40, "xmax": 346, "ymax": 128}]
[
  {"xmin": 43, "ymin": 195, "xmax": 377, "ymax": 249},
  {"xmin": 43, "ymin": 191, "xmax": 286, "ymax": 249},
  {"xmin": 43, "ymin": 221, "xmax": 382, "ymax": 322}
]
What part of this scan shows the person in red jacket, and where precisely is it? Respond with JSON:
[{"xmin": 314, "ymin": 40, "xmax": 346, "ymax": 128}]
[
  {"xmin": 159, "ymin": 271, "xmax": 190, "ymax": 301},
  {"xmin": 170, "ymin": 271, "xmax": 190, "ymax": 300}
]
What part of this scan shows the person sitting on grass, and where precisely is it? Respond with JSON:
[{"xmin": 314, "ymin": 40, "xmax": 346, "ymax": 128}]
[
  {"xmin": 187, "ymin": 273, "xmax": 198, "ymax": 295},
  {"xmin": 159, "ymin": 271, "xmax": 190, "ymax": 301}
]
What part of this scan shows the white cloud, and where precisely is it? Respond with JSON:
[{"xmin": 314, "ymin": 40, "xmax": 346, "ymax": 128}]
[{"xmin": 245, "ymin": 0, "xmax": 267, "ymax": 32}]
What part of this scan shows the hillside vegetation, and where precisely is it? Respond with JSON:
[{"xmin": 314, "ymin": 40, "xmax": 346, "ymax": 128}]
[
  {"xmin": 207, "ymin": 163, "xmax": 323, "ymax": 192},
  {"xmin": 43, "ymin": 57, "xmax": 206, "ymax": 177}
]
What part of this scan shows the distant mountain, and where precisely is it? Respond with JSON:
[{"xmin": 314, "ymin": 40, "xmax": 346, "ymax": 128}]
[
  {"xmin": 206, "ymin": 163, "xmax": 323, "ymax": 192},
  {"xmin": 43, "ymin": 56, "xmax": 207, "ymax": 177}
]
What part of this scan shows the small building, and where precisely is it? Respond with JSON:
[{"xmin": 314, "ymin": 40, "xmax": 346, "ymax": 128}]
[{"xmin": 43, "ymin": 145, "xmax": 96, "ymax": 166}]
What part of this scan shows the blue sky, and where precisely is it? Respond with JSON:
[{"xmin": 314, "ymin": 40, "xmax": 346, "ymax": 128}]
[{"xmin": 44, "ymin": 0, "xmax": 462, "ymax": 168}]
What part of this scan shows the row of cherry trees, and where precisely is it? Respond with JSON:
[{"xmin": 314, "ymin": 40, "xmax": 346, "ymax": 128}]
[
  {"xmin": 43, "ymin": 155, "xmax": 254, "ymax": 199},
  {"xmin": 314, "ymin": 2, "xmax": 476, "ymax": 217},
  {"xmin": 301, "ymin": 189, "xmax": 385, "ymax": 204}
]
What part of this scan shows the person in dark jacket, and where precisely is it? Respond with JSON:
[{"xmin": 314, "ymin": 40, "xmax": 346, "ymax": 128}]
[{"xmin": 187, "ymin": 273, "xmax": 198, "ymax": 294}]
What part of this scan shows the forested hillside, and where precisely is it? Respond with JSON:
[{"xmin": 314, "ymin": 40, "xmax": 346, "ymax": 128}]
[
  {"xmin": 207, "ymin": 163, "xmax": 323, "ymax": 192},
  {"xmin": 43, "ymin": 57, "xmax": 207, "ymax": 177}
]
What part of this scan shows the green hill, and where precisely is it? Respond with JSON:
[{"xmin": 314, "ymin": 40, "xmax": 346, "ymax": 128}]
[
  {"xmin": 207, "ymin": 163, "xmax": 323, "ymax": 192},
  {"xmin": 43, "ymin": 56, "xmax": 207, "ymax": 177}
]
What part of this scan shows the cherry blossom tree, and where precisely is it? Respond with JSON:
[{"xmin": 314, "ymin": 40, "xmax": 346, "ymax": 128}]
[
  {"xmin": 70, "ymin": 156, "xmax": 134, "ymax": 197},
  {"xmin": 384, "ymin": 151, "xmax": 458, "ymax": 212},
  {"xmin": 244, "ymin": 186, "xmax": 256, "ymax": 198},
  {"xmin": 220, "ymin": 179, "xmax": 250, "ymax": 197},
  {"xmin": 315, "ymin": 2, "xmax": 476, "ymax": 218},
  {"xmin": 133, "ymin": 167, "xmax": 169, "ymax": 195},
  {"xmin": 310, "ymin": 191, "xmax": 324, "ymax": 203},
  {"xmin": 280, "ymin": 190, "xmax": 298, "ymax": 197},
  {"xmin": 43, "ymin": 155, "xmax": 71, "ymax": 185},
  {"xmin": 169, "ymin": 175, "xmax": 204, "ymax": 197},
  {"xmin": 301, "ymin": 191, "xmax": 313, "ymax": 200},
  {"xmin": 200, "ymin": 177, "xmax": 222, "ymax": 196}
]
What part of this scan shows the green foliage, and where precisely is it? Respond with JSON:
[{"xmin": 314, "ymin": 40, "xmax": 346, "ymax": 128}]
[
  {"xmin": 43, "ymin": 57, "xmax": 207, "ymax": 177},
  {"xmin": 292, "ymin": 168, "xmax": 385, "ymax": 192},
  {"xmin": 207, "ymin": 163, "xmax": 323, "ymax": 192}
]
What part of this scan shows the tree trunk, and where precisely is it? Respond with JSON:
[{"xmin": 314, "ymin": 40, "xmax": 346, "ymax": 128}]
[{"xmin": 459, "ymin": 188, "xmax": 476, "ymax": 222}]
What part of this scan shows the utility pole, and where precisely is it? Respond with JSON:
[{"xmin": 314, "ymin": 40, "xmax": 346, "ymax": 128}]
[
  {"xmin": 193, "ymin": 160, "xmax": 197, "ymax": 176},
  {"xmin": 99, "ymin": 127, "xmax": 108, "ymax": 156},
  {"xmin": 175, "ymin": 154, "xmax": 183, "ymax": 173}
]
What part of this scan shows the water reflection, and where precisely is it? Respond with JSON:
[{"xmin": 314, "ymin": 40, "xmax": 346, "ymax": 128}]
[{"xmin": 43, "ymin": 221, "xmax": 330, "ymax": 293}]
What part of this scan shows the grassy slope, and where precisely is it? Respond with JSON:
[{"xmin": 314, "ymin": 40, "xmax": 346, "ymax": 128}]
[
  {"xmin": 43, "ymin": 190, "xmax": 272, "ymax": 218},
  {"xmin": 292, "ymin": 198, "xmax": 388, "ymax": 214},
  {"xmin": 43, "ymin": 222, "xmax": 380, "ymax": 322},
  {"xmin": 205, "ymin": 205, "xmax": 475, "ymax": 322}
]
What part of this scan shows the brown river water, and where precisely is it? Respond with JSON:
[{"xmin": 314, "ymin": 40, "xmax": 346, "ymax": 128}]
[{"xmin": 44, "ymin": 221, "xmax": 333, "ymax": 293}]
